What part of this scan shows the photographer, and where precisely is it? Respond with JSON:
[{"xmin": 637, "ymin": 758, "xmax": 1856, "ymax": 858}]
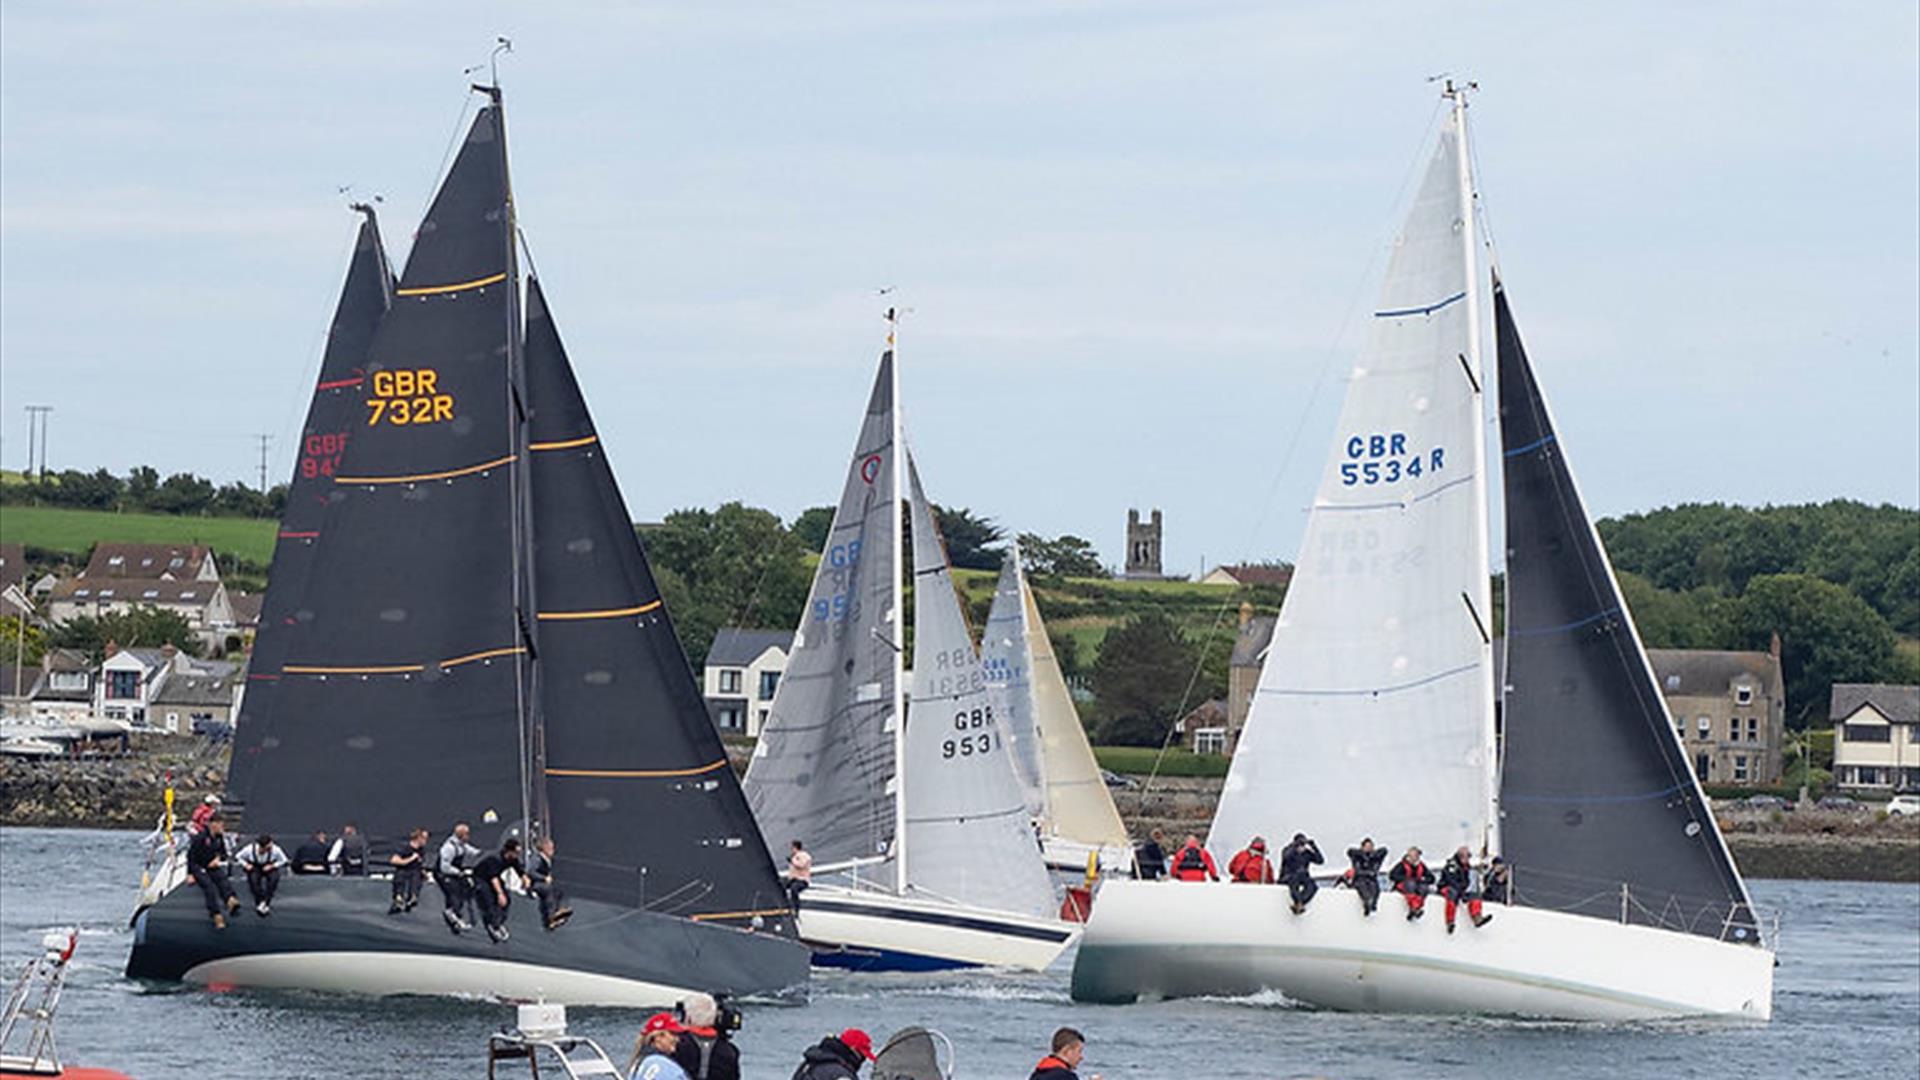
[{"xmin": 670, "ymin": 992, "xmax": 740, "ymax": 1080}]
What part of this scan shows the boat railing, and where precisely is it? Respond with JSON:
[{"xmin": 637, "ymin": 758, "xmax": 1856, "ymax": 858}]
[
  {"xmin": 136, "ymin": 814, "xmax": 187, "ymax": 910},
  {"xmin": 0, "ymin": 930, "xmax": 76, "ymax": 1074}
]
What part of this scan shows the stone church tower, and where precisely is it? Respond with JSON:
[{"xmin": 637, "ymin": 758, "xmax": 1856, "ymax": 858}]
[{"xmin": 1124, "ymin": 508, "xmax": 1164, "ymax": 580}]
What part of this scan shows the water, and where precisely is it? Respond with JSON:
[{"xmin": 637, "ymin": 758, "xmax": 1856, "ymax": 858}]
[{"xmin": 2, "ymin": 828, "xmax": 1915, "ymax": 1080}]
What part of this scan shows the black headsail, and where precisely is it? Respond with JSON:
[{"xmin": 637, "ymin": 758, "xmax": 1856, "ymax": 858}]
[
  {"xmin": 524, "ymin": 278, "xmax": 791, "ymax": 926},
  {"xmin": 228, "ymin": 206, "xmax": 395, "ymax": 809},
  {"xmin": 242, "ymin": 102, "xmax": 530, "ymax": 854},
  {"xmin": 1495, "ymin": 280, "xmax": 1759, "ymax": 942}
]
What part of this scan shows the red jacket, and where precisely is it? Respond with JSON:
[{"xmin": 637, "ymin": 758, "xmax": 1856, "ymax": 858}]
[
  {"xmin": 1171, "ymin": 842, "xmax": 1219, "ymax": 881},
  {"xmin": 1227, "ymin": 848, "xmax": 1274, "ymax": 883}
]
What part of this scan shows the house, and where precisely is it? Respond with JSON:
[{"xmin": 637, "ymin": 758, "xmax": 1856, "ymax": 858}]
[
  {"xmin": 80, "ymin": 543, "xmax": 219, "ymax": 582},
  {"xmin": 20, "ymin": 648, "xmax": 95, "ymax": 725},
  {"xmin": 150, "ymin": 655, "xmax": 245, "ymax": 735},
  {"xmin": 1647, "ymin": 643, "xmax": 1787, "ymax": 786},
  {"xmin": 45, "ymin": 544, "xmax": 236, "ymax": 652},
  {"xmin": 1173, "ymin": 698, "xmax": 1232, "ymax": 754},
  {"xmin": 702, "ymin": 628, "xmax": 792, "ymax": 737},
  {"xmin": 228, "ymin": 592, "xmax": 263, "ymax": 632},
  {"xmin": 96, "ymin": 644, "xmax": 176, "ymax": 729},
  {"xmin": 1199, "ymin": 563, "xmax": 1295, "ymax": 590},
  {"xmin": 0, "ymin": 543, "xmax": 25, "ymax": 595},
  {"xmin": 1225, "ymin": 603, "xmax": 1277, "ymax": 750},
  {"xmin": 1830, "ymin": 683, "xmax": 1920, "ymax": 793}
]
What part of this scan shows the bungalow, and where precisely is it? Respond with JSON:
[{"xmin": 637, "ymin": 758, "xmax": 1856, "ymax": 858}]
[
  {"xmin": 1830, "ymin": 683, "xmax": 1920, "ymax": 793},
  {"xmin": 702, "ymin": 628, "xmax": 792, "ymax": 737}
]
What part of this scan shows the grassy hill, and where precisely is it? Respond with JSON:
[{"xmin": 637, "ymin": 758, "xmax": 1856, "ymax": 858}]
[
  {"xmin": 949, "ymin": 567, "xmax": 1273, "ymax": 671},
  {"xmin": 0, "ymin": 506, "xmax": 278, "ymax": 566}
]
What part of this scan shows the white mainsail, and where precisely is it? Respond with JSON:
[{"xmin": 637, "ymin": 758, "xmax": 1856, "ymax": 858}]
[
  {"xmin": 1211, "ymin": 111, "xmax": 1497, "ymax": 860},
  {"xmin": 903, "ymin": 455, "xmax": 1059, "ymax": 918}
]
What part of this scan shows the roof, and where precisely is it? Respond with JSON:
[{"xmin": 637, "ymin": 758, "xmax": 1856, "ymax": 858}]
[
  {"xmin": 1208, "ymin": 564, "xmax": 1294, "ymax": 588},
  {"xmin": 49, "ymin": 578, "xmax": 220, "ymax": 606},
  {"xmin": 151, "ymin": 660, "xmax": 241, "ymax": 707},
  {"xmin": 0, "ymin": 543, "xmax": 24, "ymax": 593},
  {"xmin": 228, "ymin": 592, "xmax": 263, "ymax": 627},
  {"xmin": 1230, "ymin": 615, "xmax": 1277, "ymax": 668},
  {"xmin": 1644, "ymin": 648, "xmax": 1781, "ymax": 697},
  {"xmin": 705, "ymin": 628, "xmax": 793, "ymax": 668},
  {"xmin": 1830, "ymin": 684, "xmax": 1919, "ymax": 726},
  {"xmin": 82, "ymin": 543, "xmax": 212, "ymax": 580}
]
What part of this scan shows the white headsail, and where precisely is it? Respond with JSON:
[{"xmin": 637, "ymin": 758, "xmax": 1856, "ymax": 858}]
[
  {"xmin": 982, "ymin": 543, "xmax": 1049, "ymax": 821},
  {"xmin": 1211, "ymin": 110, "xmax": 1497, "ymax": 861}
]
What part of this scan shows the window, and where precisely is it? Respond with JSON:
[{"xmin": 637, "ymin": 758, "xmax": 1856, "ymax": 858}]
[
  {"xmin": 1735, "ymin": 685, "xmax": 1753, "ymax": 706},
  {"xmin": 1855, "ymin": 766, "xmax": 1885, "ymax": 786},
  {"xmin": 1696, "ymin": 716, "xmax": 1711, "ymax": 739},
  {"xmin": 1734, "ymin": 755, "xmax": 1748, "ymax": 782},
  {"xmin": 1728, "ymin": 718, "xmax": 1739, "ymax": 741},
  {"xmin": 714, "ymin": 706, "xmax": 742, "ymax": 732},
  {"xmin": 75, "ymin": 589, "xmax": 91, "ymax": 598},
  {"xmin": 108, "ymin": 555, "xmax": 125, "ymax": 566},
  {"xmin": 50, "ymin": 672, "xmax": 85, "ymax": 691},
  {"xmin": 106, "ymin": 670, "xmax": 140, "ymax": 700},
  {"xmin": 718, "ymin": 669, "xmax": 742, "ymax": 694},
  {"xmin": 142, "ymin": 589, "xmax": 159, "ymax": 599},
  {"xmin": 1844, "ymin": 723, "xmax": 1892, "ymax": 743},
  {"xmin": 1908, "ymin": 726, "xmax": 1919, "ymax": 745},
  {"xmin": 99, "ymin": 589, "xmax": 115, "ymax": 598},
  {"xmin": 1694, "ymin": 752, "xmax": 1711, "ymax": 779},
  {"xmin": 1747, "ymin": 717, "xmax": 1759, "ymax": 743},
  {"xmin": 757, "ymin": 708, "xmax": 770, "ymax": 730},
  {"xmin": 1665, "ymin": 674, "xmax": 1681, "ymax": 691},
  {"xmin": 180, "ymin": 591, "xmax": 196, "ymax": 600},
  {"xmin": 1194, "ymin": 727, "xmax": 1228, "ymax": 755},
  {"xmin": 758, "ymin": 671, "xmax": 780, "ymax": 701}
]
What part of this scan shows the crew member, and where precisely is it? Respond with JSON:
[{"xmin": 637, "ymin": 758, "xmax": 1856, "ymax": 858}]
[
  {"xmin": 1389, "ymin": 846, "xmax": 1434, "ymax": 921},
  {"xmin": 1134, "ymin": 828, "xmax": 1168, "ymax": 881},
  {"xmin": 1342, "ymin": 837, "xmax": 1388, "ymax": 916},
  {"xmin": 790, "ymin": 1029, "xmax": 874, "ymax": 1080},
  {"xmin": 786, "ymin": 839, "xmax": 813, "ymax": 908},
  {"xmin": 1437, "ymin": 846, "xmax": 1494, "ymax": 934},
  {"xmin": 328, "ymin": 822, "xmax": 368, "ymax": 875},
  {"xmin": 388, "ymin": 827, "xmax": 430, "ymax": 914},
  {"xmin": 1030, "ymin": 1026, "xmax": 1102, "ymax": 1080},
  {"xmin": 626, "ymin": 1012, "xmax": 690, "ymax": 1080},
  {"xmin": 187, "ymin": 814, "xmax": 239, "ymax": 928},
  {"xmin": 291, "ymin": 829, "xmax": 331, "ymax": 874},
  {"xmin": 1227, "ymin": 837, "xmax": 1274, "ymax": 884},
  {"xmin": 438, "ymin": 821, "xmax": 482, "ymax": 933},
  {"xmin": 1278, "ymin": 833, "xmax": 1324, "ymax": 914},
  {"xmin": 527, "ymin": 836, "xmax": 572, "ymax": 930},
  {"xmin": 1169, "ymin": 834, "xmax": 1219, "ymax": 882},
  {"xmin": 1484, "ymin": 856, "xmax": 1513, "ymax": 905},
  {"xmin": 236, "ymin": 832, "xmax": 291, "ymax": 916},
  {"xmin": 471, "ymin": 837, "xmax": 523, "ymax": 944},
  {"xmin": 670, "ymin": 992, "xmax": 740, "ymax": 1080},
  {"xmin": 188, "ymin": 794, "xmax": 221, "ymax": 835}
]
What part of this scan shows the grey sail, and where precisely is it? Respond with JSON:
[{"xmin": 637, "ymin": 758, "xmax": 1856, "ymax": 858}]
[
  {"xmin": 1495, "ymin": 281, "xmax": 1759, "ymax": 942},
  {"xmin": 980, "ymin": 544, "xmax": 1048, "ymax": 822},
  {"xmin": 744, "ymin": 352, "xmax": 902, "ymax": 871}
]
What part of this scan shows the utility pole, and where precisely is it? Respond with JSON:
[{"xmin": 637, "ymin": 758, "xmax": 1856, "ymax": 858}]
[
  {"xmin": 23, "ymin": 406, "xmax": 52, "ymax": 480},
  {"xmin": 254, "ymin": 433, "xmax": 273, "ymax": 492}
]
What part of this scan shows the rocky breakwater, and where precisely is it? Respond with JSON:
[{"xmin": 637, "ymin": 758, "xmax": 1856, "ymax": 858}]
[{"xmin": 0, "ymin": 735, "xmax": 227, "ymax": 829}]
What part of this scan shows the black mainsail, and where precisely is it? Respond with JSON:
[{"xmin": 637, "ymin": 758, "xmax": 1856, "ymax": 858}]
[
  {"xmin": 227, "ymin": 205, "xmax": 394, "ymax": 809},
  {"xmin": 1495, "ymin": 281, "xmax": 1759, "ymax": 942}
]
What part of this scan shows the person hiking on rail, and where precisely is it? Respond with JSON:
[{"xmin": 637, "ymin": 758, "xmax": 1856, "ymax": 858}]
[
  {"xmin": 1389, "ymin": 846, "xmax": 1434, "ymax": 921},
  {"xmin": 1170, "ymin": 834, "xmax": 1219, "ymax": 882},
  {"xmin": 387, "ymin": 827, "xmax": 429, "ymax": 914},
  {"xmin": 235, "ymin": 832, "xmax": 291, "ymax": 916},
  {"xmin": 471, "ymin": 837, "xmax": 523, "ymax": 944},
  {"xmin": 438, "ymin": 820, "xmax": 482, "ymax": 933},
  {"xmin": 1341, "ymin": 837, "xmax": 1388, "ymax": 916},
  {"xmin": 527, "ymin": 835, "xmax": 572, "ymax": 930},
  {"xmin": 1437, "ymin": 846, "xmax": 1495, "ymax": 934},
  {"xmin": 187, "ymin": 814, "xmax": 240, "ymax": 928},
  {"xmin": 1227, "ymin": 836, "xmax": 1275, "ymax": 884},
  {"xmin": 1278, "ymin": 833, "xmax": 1324, "ymax": 914}
]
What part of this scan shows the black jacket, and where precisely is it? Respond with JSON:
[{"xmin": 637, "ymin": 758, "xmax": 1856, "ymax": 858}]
[
  {"xmin": 1029, "ymin": 1055, "xmax": 1080, "ymax": 1080},
  {"xmin": 791, "ymin": 1037, "xmax": 863, "ymax": 1080},
  {"xmin": 1278, "ymin": 840, "xmax": 1323, "ymax": 883},
  {"xmin": 1347, "ymin": 846, "xmax": 1387, "ymax": 876},
  {"xmin": 1389, "ymin": 858, "xmax": 1433, "ymax": 894},
  {"xmin": 1135, "ymin": 840, "xmax": 1167, "ymax": 880},
  {"xmin": 291, "ymin": 839, "xmax": 330, "ymax": 873},
  {"xmin": 1484, "ymin": 868, "xmax": 1513, "ymax": 904},
  {"xmin": 672, "ymin": 1030, "xmax": 740, "ymax": 1080},
  {"xmin": 187, "ymin": 829, "xmax": 226, "ymax": 872},
  {"xmin": 1437, "ymin": 857, "xmax": 1480, "ymax": 898}
]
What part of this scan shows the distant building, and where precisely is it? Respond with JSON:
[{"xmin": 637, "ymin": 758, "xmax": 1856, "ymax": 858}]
[
  {"xmin": 15, "ymin": 648, "xmax": 95, "ymax": 725},
  {"xmin": 1199, "ymin": 563, "xmax": 1294, "ymax": 589},
  {"xmin": 45, "ymin": 543, "xmax": 236, "ymax": 652},
  {"xmin": 1123, "ymin": 509, "xmax": 1164, "ymax": 580},
  {"xmin": 0, "ymin": 543, "xmax": 25, "ymax": 596},
  {"xmin": 1830, "ymin": 683, "xmax": 1919, "ymax": 793},
  {"xmin": 1172, "ymin": 698, "xmax": 1231, "ymax": 754},
  {"xmin": 80, "ymin": 543, "xmax": 219, "ymax": 582},
  {"xmin": 702, "ymin": 628, "xmax": 792, "ymax": 737},
  {"xmin": 1648, "ymin": 643, "xmax": 1787, "ymax": 786},
  {"xmin": 1227, "ymin": 603, "xmax": 1277, "ymax": 750},
  {"xmin": 95, "ymin": 642, "xmax": 242, "ymax": 734}
]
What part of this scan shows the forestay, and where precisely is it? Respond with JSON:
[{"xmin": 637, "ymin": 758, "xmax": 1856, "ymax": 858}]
[
  {"xmin": 981, "ymin": 545, "xmax": 1048, "ymax": 821},
  {"xmin": 1212, "ymin": 117, "xmax": 1497, "ymax": 861},
  {"xmin": 745, "ymin": 352, "xmax": 903, "ymax": 872},
  {"xmin": 903, "ymin": 456, "xmax": 1058, "ymax": 918}
]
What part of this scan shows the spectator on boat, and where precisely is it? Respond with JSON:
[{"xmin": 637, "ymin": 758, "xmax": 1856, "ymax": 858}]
[
  {"xmin": 328, "ymin": 823, "xmax": 368, "ymax": 876},
  {"xmin": 438, "ymin": 821, "xmax": 482, "ymax": 933},
  {"xmin": 188, "ymin": 794, "xmax": 221, "ymax": 835},
  {"xmin": 526, "ymin": 835, "xmax": 571, "ymax": 930},
  {"xmin": 187, "ymin": 814, "xmax": 239, "ymax": 929},
  {"xmin": 1134, "ymin": 828, "xmax": 1168, "ymax": 881},
  {"xmin": 786, "ymin": 839, "xmax": 813, "ymax": 908},
  {"xmin": 670, "ymin": 992, "xmax": 740, "ymax": 1080},
  {"xmin": 790, "ymin": 1029, "xmax": 874, "ymax": 1080},
  {"xmin": 1484, "ymin": 856, "xmax": 1513, "ymax": 905},
  {"xmin": 236, "ymin": 833, "xmax": 291, "ymax": 917},
  {"xmin": 1278, "ymin": 833, "xmax": 1324, "ymax": 914},
  {"xmin": 1389, "ymin": 847, "xmax": 1434, "ymax": 921},
  {"xmin": 1169, "ymin": 834, "xmax": 1219, "ymax": 882},
  {"xmin": 1341, "ymin": 838, "xmax": 1388, "ymax": 916},
  {"xmin": 472, "ymin": 837, "xmax": 523, "ymax": 944},
  {"xmin": 1227, "ymin": 837, "xmax": 1275, "ymax": 883},
  {"xmin": 1437, "ymin": 847, "xmax": 1494, "ymax": 934},
  {"xmin": 387, "ymin": 828, "xmax": 430, "ymax": 914},
  {"xmin": 291, "ymin": 829, "xmax": 331, "ymax": 874},
  {"xmin": 1029, "ymin": 1026, "xmax": 1102, "ymax": 1080},
  {"xmin": 626, "ymin": 1012, "xmax": 690, "ymax": 1080}
]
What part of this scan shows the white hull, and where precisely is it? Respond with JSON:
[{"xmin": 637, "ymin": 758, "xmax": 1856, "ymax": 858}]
[
  {"xmin": 183, "ymin": 950, "xmax": 698, "ymax": 1009},
  {"xmin": 797, "ymin": 885, "xmax": 1079, "ymax": 972},
  {"xmin": 1040, "ymin": 836, "xmax": 1135, "ymax": 876},
  {"xmin": 1071, "ymin": 880, "xmax": 1774, "ymax": 1021}
]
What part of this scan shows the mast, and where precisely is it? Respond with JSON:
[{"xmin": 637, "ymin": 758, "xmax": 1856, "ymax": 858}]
[
  {"xmin": 1448, "ymin": 78, "xmax": 1501, "ymax": 856},
  {"xmin": 887, "ymin": 304, "xmax": 908, "ymax": 894}
]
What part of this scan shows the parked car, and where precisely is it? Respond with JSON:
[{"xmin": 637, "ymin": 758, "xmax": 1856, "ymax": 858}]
[
  {"xmin": 1101, "ymin": 769, "xmax": 1140, "ymax": 790},
  {"xmin": 1884, "ymin": 794, "xmax": 1920, "ymax": 817},
  {"xmin": 1742, "ymin": 794, "xmax": 1790, "ymax": 811},
  {"xmin": 1816, "ymin": 795, "xmax": 1866, "ymax": 813}
]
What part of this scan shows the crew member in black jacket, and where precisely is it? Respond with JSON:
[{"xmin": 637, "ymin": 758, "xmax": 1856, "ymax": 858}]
[
  {"xmin": 1342, "ymin": 837, "xmax": 1388, "ymax": 916},
  {"xmin": 1278, "ymin": 833, "xmax": 1324, "ymax": 914},
  {"xmin": 1437, "ymin": 846, "xmax": 1494, "ymax": 933},
  {"xmin": 470, "ymin": 838, "xmax": 523, "ymax": 944},
  {"xmin": 187, "ymin": 815, "xmax": 240, "ymax": 928},
  {"xmin": 1483, "ymin": 856, "xmax": 1513, "ymax": 905},
  {"xmin": 789, "ymin": 1029, "xmax": 873, "ymax": 1080},
  {"xmin": 670, "ymin": 992, "xmax": 740, "ymax": 1080},
  {"xmin": 1134, "ymin": 828, "xmax": 1168, "ymax": 881}
]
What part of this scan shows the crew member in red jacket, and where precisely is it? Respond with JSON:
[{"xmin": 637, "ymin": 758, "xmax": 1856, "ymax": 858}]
[
  {"xmin": 1227, "ymin": 837, "xmax": 1274, "ymax": 883},
  {"xmin": 1388, "ymin": 846, "xmax": 1434, "ymax": 921},
  {"xmin": 1029, "ymin": 1027, "xmax": 1101, "ymax": 1080},
  {"xmin": 1169, "ymin": 834, "xmax": 1219, "ymax": 882}
]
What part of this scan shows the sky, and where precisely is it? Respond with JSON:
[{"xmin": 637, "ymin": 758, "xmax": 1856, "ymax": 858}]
[{"xmin": 2, "ymin": 2, "xmax": 1916, "ymax": 575}]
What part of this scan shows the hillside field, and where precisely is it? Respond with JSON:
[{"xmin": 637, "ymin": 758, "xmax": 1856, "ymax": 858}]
[{"xmin": 0, "ymin": 506, "xmax": 278, "ymax": 566}]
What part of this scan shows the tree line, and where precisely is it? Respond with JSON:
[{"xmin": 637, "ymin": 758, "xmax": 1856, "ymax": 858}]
[{"xmin": 1, "ymin": 466, "xmax": 286, "ymax": 519}]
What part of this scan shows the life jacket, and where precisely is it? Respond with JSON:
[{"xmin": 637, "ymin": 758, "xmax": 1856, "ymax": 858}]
[
  {"xmin": 1173, "ymin": 844, "xmax": 1211, "ymax": 880},
  {"xmin": 1228, "ymin": 849, "xmax": 1270, "ymax": 883}
]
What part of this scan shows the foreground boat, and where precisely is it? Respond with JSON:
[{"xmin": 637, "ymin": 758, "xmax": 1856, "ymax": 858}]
[
  {"xmin": 1070, "ymin": 83, "xmax": 1775, "ymax": 1020},
  {"xmin": 127, "ymin": 84, "xmax": 810, "ymax": 1006}
]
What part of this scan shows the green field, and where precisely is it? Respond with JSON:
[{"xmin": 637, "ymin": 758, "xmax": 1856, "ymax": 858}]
[
  {"xmin": 1093, "ymin": 745, "xmax": 1232, "ymax": 778},
  {"xmin": 948, "ymin": 566, "xmax": 1263, "ymax": 669},
  {"xmin": 0, "ymin": 506, "xmax": 278, "ymax": 566}
]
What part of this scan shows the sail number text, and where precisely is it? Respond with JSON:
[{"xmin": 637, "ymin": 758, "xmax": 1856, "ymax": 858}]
[
  {"xmin": 942, "ymin": 706, "xmax": 1000, "ymax": 760},
  {"xmin": 1340, "ymin": 431, "xmax": 1444, "ymax": 486},
  {"xmin": 810, "ymin": 540, "xmax": 864, "ymax": 628},
  {"xmin": 365, "ymin": 368, "xmax": 456, "ymax": 427},
  {"xmin": 299, "ymin": 431, "xmax": 349, "ymax": 478}
]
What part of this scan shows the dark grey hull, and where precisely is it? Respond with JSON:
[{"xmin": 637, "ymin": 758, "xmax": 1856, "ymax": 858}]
[{"xmin": 127, "ymin": 874, "xmax": 810, "ymax": 1006}]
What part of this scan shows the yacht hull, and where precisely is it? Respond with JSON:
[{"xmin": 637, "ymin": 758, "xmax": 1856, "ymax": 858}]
[
  {"xmin": 1069, "ymin": 880, "xmax": 1774, "ymax": 1021},
  {"xmin": 796, "ymin": 885, "xmax": 1079, "ymax": 972},
  {"xmin": 126, "ymin": 872, "xmax": 811, "ymax": 1007}
]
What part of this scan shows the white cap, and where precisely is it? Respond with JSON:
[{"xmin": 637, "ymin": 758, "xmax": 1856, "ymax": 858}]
[{"xmin": 203, "ymin": 794, "xmax": 221, "ymax": 805}]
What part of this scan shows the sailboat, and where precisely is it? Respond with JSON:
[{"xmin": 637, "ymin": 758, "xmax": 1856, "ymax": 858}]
[
  {"xmin": 1069, "ymin": 84, "xmax": 1775, "ymax": 1020},
  {"xmin": 743, "ymin": 334, "xmax": 1079, "ymax": 972},
  {"xmin": 980, "ymin": 545, "xmax": 1132, "ymax": 873},
  {"xmin": 126, "ymin": 85, "xmax": 812, "ymax": 1006}
]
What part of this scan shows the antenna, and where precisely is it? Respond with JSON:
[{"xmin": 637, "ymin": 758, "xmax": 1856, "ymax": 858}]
[
  {"xmin": 1430, "ymin": 73, "xmax": 1478, "ymax": 102},
  {"xmin": 465, "ymin": 36, "xmax": 513, "ymax": 91},
  {"xmin": 255, "ymin": 434, "xmax": 274, "ymax": 492}
]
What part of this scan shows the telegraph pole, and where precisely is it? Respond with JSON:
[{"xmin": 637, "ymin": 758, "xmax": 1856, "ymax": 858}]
[
  {"xmin": 24, "ymin": 406, "xmax": 52, "ymax": 480},
  {"xmin": 255, "ymin": 434, "xmax": 273, "ymax": 492}
]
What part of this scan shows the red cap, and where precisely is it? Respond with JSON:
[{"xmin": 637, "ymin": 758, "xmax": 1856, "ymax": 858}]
[
  {"xmin": 642, "ymin": 1012, "xmax": 686, "ymax": 1037},
  {"xmin": 839, "ymin": 1028, "xmax": 876, "ymax": 1061}
]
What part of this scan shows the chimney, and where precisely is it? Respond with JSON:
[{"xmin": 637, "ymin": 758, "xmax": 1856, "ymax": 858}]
[
  {"xmin": 1238, "ymin": 600, "xmax": 1254, "ymax": 631},
  {"xmin": 1769, "ymin": 631, "xmax": 1781, "ymax": 661},
  {"xmin": 105, "ymin": 639, "xmax": 119, "ymax": 659}
]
